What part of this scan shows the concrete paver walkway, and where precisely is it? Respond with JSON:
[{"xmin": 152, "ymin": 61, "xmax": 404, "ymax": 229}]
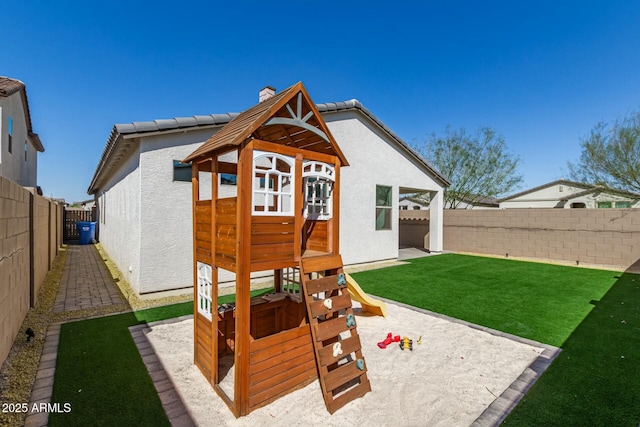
[{"xmin": 53, "ymin": 243, "xmax": 125, "ymax": 312}]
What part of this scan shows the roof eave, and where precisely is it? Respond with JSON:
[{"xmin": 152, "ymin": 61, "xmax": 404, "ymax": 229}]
[{"xmin": 317, "ymin": 100, "xmax": 450, "ymax": 187}]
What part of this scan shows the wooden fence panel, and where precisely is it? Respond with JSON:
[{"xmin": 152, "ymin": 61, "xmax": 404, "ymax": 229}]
[{"xmin": 63, "ymin": 209, "xmax": 95, "ymax": 241}]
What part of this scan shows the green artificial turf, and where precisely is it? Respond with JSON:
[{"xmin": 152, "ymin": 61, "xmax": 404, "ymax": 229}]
[
  {"xmin": 352, "ymin": 254, "xmax": 617, "ymax": 347},
  {"xmin": 49, "ymin": 289, "xmax": 270, "ymax": 427},
  {"xmin": 351, "ymin": 253, "xmax": 640, "ymax": 426}
]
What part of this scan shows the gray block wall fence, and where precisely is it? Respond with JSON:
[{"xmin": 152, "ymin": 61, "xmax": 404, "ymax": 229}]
[
  {"xmin": 0, "ymin": 177, "xmax": 63, "ymax": 364},
  {"xmin": 400, "ymin": 209, "xmax": 640, "ymax": 271}
]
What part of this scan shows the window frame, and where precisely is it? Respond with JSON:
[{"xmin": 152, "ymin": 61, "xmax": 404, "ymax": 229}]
[
  {"xmin": 252, "ymin": 151, "xmax": 295, "ymax": 216},
  {"xmin": 303, "ymin": 161, "xmax": 335, "ymax": 220},
  {"xmin": 375, "ymin": 185, "xmax": 393, "ymax": 231},
  {"xmin": 597, "ymin": 201, "xmax": 612, "ymax": 209},
  {"xmin": 172, "ymin": 160, "xmax": 192, "ymax": 182},
  {"xmin": 8, "ymin": 116, "xmax": 13, "ymax": 154},
  {"xmin": 196, "ymin": 262, "xmax": 213, "ymax": 321}
]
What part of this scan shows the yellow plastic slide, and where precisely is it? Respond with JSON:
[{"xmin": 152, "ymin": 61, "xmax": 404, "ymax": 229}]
[{"xmin": 345, "ymin": 273, "xmax": 387, "ymax": 317}]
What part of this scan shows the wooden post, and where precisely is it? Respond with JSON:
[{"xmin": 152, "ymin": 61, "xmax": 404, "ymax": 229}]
[
  {"xmin": 331, "ymin": 158, "xmax": 341, "ymax": 255},
  {"xmin": 210, "ymin": 156, "xmax": 219, "ymax": 384},
  {"xmin": 294, "ymin": 154, "xmax": 303, "ymax": 261},
  {"xmin": 235, "ymin": 143, "xmax": 253, "ymax": 416},
  {"xmin": 191, "ymin": 161, "xmax": 200, "ymax": 366},
  {"xmin": 274, "ymin": 269, "xmax": 283, "ymax": 293}
]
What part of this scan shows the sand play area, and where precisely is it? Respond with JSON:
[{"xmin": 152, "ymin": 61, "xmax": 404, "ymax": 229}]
[{"xmin": 142, "ymin": 301, "xmax": 548, "ymax": 426}]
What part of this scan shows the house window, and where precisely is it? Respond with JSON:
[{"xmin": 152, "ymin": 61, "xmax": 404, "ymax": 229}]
[
  {"xmin": 24, "ymin": 140, "xmax": 27, "ymax": 161},
  {"xmin": 413, "ymin": 206, "xmax": 421, "ymax": 210},
  {"xmin": 252, "ymin": 151, "xmax": 294, "ymax": 215},
  {"xmin": 400, "ymin": 205, "xmax": 408, "ymax": 210},
  {"xmin": 173, "ymin": 160, "xmax": 192, "ymax": 182},
  {"xmin": 221, "ymin": 173, "xmax": 237, "ymax": 185},
  {"xmin": 376, "ymin": 185, "xmax": 392, "ymax": 230},
  {"xmin": 8, "ymin": 116, "xmax": 13, "ymax": 153},
  {"xmin": 303, "ymin": 161, "xmax": 334, "ymax": 220},
  {"xmin": 197, "ymin": 262, "xmax": 213, "ymax": 321},
  {"xmin": 615, "ymin": 201, "xmax": 631, "ymax": 208},
  {"xmin": 597, "ymin": 201, "xmax": 612, "ymax": 209}
]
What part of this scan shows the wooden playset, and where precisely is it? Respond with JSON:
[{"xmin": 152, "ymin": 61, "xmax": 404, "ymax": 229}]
[{"xmin": 183, "ymin": 82, "xmax": 371, "ymax": 417}]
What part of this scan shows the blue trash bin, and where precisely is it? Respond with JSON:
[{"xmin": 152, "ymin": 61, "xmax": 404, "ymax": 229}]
[{"xmin": 77, "ymin": 221, "xmax": 96, "ymax": 245}]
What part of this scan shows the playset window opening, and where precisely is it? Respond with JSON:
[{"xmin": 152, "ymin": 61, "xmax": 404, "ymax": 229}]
[
  {"xmin": 197, "ymin": 262, "xmax": 213, "ymax": 320},
  {"xmin": 303, "ymin": 161, "xmax": 335, "ymax": 220},
  {"xmin": 252, "ymin": 151, "xmax": 294, "ymax": 215}
]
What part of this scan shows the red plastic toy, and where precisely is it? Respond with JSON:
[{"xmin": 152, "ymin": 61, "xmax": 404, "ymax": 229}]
[{"xmin": 377, "ymin": 332, "xmax": 401, "ymax": 349}]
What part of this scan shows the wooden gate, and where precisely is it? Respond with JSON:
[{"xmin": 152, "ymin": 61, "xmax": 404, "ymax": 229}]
[{"xmin": 63, "ymin": 208, "xmax": 96, "ymax": 241}]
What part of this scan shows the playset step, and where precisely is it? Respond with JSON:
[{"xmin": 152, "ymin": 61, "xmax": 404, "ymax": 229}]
[{"xmin": 299, "ymin": 255, "xmax": 371, "ymax": 414}]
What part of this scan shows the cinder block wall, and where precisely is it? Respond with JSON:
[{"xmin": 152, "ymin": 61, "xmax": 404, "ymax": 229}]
[
  {"xmin": 0, "ymin": 177, "xmax": 31, "ymax": 364},
  {"xmin": 399, "ymin": 220, "xmax": 430, "ymax": 249},
  {"xmin": 0, "ymin": 177, "xmax": 63, "ymax": 364},
  {"xmin": 32, "ymin": 194, "xmax": 51, "ymax": 304},
  {"xmin": 443, "ymin": 209, "xmax": 640, "ymax": 269}
]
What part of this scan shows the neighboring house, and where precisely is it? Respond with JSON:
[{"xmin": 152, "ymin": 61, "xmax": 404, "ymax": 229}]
[
  {"xmin": 449, "ymin": 194, "xmax": 499, "ymax": 209},
  {"xmin": 399, "ymin": 196, "xmax": 429, "ymax": 210},
  {"xmin": 0, "ymin": 77, "xmax": 45, "ymax": 187},
  {"xmin": 88, "ymin": 86, "xmax": 449, "ymax": 295},
  {"xmin": 499, "ymin": 179, "xmax": 640, "ymax": 209},
  {"xmin": 75, "ymin": 199, "xmax": 96, "ymax": 211}
]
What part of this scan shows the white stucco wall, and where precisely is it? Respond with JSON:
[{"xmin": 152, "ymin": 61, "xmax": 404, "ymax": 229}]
[
  {"xmin": 97, "ymin": 146, "xmax": 142, "ymax": 293},
  {"xmin": 138, "ymin": 129, "xmax": 217, "ymax": 293},
  {"xmin": 96, "ymin": 108, "xmax": 446, "ymax": 295},
  {"xmin": 0, "ymin": 93, "xmax": 38, "ymax": 187},
  {"xmin": 324, "ymin": 111, "xmax": 445, "ymax": 264}
]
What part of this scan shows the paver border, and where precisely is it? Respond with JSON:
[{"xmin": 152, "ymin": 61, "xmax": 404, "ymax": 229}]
[
  {"xmin": 23, "ymin": 322, "xmax": 62, "ymax": 427},
  {"xmin": 130, "ymin": 315, "xmax": 195, "ymax": 427}
]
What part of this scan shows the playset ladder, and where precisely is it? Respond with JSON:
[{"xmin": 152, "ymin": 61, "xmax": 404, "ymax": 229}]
[{"xmin": 299, "ymin": 255, "xmax": 371, "ymax": 414}]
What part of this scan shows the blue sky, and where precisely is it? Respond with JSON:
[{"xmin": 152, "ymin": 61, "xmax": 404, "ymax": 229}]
[{"xmin": 3, "ymin": 1, "xmax": 640, "ymax": 202}]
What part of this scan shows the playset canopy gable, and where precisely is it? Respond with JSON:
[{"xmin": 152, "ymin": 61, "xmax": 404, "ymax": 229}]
[{"xmin": 183, "ymin": 81, "xmax": 348, "ymax": 165}]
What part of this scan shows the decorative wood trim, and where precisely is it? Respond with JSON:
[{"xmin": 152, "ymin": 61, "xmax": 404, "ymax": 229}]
[
  {"xmin": 332, "ymin": 158, "xmax": 341, "ymax": 254},
  {"xmin": 294, "ymin": 154, "xmax": 303, "ymax": 261},
  {"xmin": 251, "ymin": 139, "xmax": 338, "ymax": 165}
]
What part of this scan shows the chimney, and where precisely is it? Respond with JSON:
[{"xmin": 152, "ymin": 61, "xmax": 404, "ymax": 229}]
[{"xmin": 259, "ymin": 86, "xmax": 276, "ymax": 103}]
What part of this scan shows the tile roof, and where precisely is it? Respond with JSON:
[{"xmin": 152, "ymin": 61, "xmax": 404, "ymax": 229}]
[
  {"xmin": 0, "ymin": 76, "xmax": 44, "ymax": 152},
  {"xmin": 88, "ymin": 90, "xmax": 450, "ymax": 193},
  {"xmin": 498, "ymin": 179, "xmax": 640, "ymax": 202},
  {"xmin": 0, "ymin": 77, "xmax": 25, "ymax": 97}
]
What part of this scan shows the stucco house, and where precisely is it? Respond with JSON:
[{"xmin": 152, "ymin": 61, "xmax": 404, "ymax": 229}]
[
  {"xmin": 449, "ymin": 195, "xmax": 499, "ymax": 209},
  {"xmin": 0, "ymin": 77, "xmax": 44, "ymax": 187},
  {"xmin": 88, "ymin": 85, "xmax": 449, "ymax": 295},
  {"xmin": 399, "ymin": 196, "xmax": 429, "ymax": 210},
  {"xmin": 499, "ymin": 179, "xmax": 640, "ymax": 209}
]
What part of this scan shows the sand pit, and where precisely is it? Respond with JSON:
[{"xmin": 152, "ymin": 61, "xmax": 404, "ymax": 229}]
[{"xmin": 142, "ymin": 301, "xmax": 546, "ymax": 426}]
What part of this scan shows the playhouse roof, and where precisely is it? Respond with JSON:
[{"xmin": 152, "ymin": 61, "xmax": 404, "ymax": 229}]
[{"xmin": 183, "ymin": 82, "xmax": 349, "ymax": 165}]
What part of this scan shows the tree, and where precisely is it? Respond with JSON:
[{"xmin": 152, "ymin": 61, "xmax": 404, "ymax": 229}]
[
  {"xmin": 567, "ymin": 110, "xmax": 640, "ymax": 193},
  {"xmin": 416, "ymin": 126, "xmax": 523, "ymax": 209}
]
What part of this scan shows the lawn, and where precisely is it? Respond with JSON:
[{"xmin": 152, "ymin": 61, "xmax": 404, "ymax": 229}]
[
  {"xmin": 48, "ymin": 290, "xmax": 269, "ymax": 427},
  {"xmin": 47, "ymin": 254, "xmax": 640, "ymax": 426},
  {"xmin": 351, "ymin": 253, "xmax": 640, "ymax": 426}
]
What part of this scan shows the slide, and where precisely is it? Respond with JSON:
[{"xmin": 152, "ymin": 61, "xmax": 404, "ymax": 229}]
[{"xmin": 345, "ymin": 273, "xmax": 387, "ymax": 318}]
